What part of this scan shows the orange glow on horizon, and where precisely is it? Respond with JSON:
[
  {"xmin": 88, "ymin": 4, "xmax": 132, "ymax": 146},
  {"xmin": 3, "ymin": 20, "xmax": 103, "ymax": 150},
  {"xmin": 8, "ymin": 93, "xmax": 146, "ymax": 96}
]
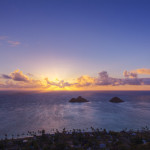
[
  {"xmin": 1, "ymin": 85, "xmax": 150, "ymax": 92},
  {"xmin": 1, "ymin": 69, "xmax": 150, "ymax": 91}
]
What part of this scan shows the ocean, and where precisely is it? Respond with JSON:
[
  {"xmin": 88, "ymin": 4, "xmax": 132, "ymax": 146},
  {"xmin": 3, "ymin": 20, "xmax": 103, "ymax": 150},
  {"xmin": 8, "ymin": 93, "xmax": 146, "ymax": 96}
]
[{"xmin": 0, "ymin": 91, "xmax": 150, "ymax": 138}]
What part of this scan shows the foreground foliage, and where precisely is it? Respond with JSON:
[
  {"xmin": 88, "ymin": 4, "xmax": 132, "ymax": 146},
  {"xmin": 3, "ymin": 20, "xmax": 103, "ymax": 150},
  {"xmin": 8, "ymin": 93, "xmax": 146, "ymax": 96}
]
[{"xmin": 0, "ymin": 127, "xmax": 150, "ymax": 150}]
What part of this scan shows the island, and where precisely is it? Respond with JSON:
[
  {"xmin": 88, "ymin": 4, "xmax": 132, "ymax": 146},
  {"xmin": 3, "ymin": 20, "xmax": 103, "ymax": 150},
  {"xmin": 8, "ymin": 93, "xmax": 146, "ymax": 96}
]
[
  {"xmin": 109, "ymin": 97, "xmax": 124, "ymax": 103},
  {"xmin": 69, "ymin": 96, "xmax": 89, "ymax": 102}
]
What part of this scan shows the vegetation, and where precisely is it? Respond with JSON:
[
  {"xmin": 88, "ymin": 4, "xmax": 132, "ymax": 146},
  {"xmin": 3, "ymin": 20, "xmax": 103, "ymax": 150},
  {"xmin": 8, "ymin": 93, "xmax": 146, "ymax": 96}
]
[{"xmin": 0, "ymin": 127, "xmax": 150, "ymax": 150}]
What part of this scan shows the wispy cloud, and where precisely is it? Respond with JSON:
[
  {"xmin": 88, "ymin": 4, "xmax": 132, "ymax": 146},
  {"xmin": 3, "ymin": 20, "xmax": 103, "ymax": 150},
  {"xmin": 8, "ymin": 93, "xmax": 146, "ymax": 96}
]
[
  {"xmin": 7, "ymin": 40, "xmax": 20, "ymax": 47},
  {"xmin": 0, "ymin": 35, "xmax": 21, "ymax": 47},
  {"xmin": 123, "ymin": 68, "xmax": 150, "ymax": 78},
  {"xmin": 136, "ymin": 68, "xmax": 150, "ymax": 75},
  {"xmin": 0, "ymin": 36, "xmax": 8, "ymax": 40}
]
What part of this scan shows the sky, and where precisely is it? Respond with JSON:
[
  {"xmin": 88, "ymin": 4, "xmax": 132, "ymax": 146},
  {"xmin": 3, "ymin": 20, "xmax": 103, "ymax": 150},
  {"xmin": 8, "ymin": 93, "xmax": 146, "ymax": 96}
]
[{"xmin": 0, "ymin": 0, "xmax": 150, "ymax": 91}]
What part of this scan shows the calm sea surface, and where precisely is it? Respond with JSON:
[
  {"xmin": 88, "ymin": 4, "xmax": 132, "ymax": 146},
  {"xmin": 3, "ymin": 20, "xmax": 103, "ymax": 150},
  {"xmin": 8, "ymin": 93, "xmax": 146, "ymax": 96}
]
[{"xmin": 0, "ymin": 91, "xmax": 150, "ymax": 138}]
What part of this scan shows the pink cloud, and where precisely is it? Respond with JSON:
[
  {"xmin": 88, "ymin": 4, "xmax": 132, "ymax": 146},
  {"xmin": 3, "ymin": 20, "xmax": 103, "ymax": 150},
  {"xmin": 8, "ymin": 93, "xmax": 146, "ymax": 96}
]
[
  {"xmin": 8, "ymin": 40, "xmax": 20, "ymax": 47},
  {"xmin": 0, "ymin": 36, "xmax": 8, "ymax": 40}
]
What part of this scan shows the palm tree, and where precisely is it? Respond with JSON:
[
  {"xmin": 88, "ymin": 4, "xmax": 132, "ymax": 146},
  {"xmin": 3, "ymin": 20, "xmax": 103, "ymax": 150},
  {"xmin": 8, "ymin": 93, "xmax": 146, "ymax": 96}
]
[
  {"xmin": 5, "ymin": 134, "xmax": 7, "ymax": 139},
  {"xmin": 12, "ymin": 134, "xmax": 14, "ymax": 139},
  {"xmin": 17, "ymin": 134, "xmax": 20, "ymax": 139}
]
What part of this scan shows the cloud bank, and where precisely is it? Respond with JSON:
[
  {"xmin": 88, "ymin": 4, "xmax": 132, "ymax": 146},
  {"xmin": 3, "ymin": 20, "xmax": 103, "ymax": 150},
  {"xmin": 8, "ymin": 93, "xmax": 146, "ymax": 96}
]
[
  {"xmin": 1, "ymin": 70, "xmax": 44, "ymax": 89},
  {"xmin": 0, "ymin": 68, "xmax": 150, "ymax": 90}
]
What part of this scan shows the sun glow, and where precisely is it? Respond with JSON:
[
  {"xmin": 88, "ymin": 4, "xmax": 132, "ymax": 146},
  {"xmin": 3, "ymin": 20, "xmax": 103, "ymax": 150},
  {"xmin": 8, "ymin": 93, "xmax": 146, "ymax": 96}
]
[{"xmin": 0, "ymin": 69, "xmax": 150, "ymax": 91}]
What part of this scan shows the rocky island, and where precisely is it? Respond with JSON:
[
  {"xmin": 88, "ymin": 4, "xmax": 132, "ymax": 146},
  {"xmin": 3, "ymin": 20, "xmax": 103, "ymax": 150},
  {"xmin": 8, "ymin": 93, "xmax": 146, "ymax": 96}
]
[
  {"xmin": 109, "ymin": 97, "xmax": 124, "ymax": 103},
  {"xmin": 69, "ymin": 96, "xmax": 89, "ymax": 102}
]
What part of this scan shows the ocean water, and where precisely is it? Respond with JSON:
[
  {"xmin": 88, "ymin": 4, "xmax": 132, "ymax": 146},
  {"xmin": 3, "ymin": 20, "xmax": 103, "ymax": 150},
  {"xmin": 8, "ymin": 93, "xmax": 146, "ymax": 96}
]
[{"xmin": 0, "ymin": 91, "xmax": 150, "ymax": 138}]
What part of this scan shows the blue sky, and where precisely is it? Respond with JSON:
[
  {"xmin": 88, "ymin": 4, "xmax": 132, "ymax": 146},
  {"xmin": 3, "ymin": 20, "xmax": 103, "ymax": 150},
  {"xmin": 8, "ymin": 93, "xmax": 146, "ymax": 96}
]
[{"xmin": 0, "ymin": 0, "xmax": 150, "ymax": 82}]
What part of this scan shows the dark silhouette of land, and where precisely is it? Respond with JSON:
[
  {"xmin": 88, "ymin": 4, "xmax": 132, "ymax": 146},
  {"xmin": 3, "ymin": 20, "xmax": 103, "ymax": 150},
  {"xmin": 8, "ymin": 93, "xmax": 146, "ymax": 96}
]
[
  {"xmin": 1, "ymin": 127, "xmax": 150, "ymax": 150},
  {"xmin": 109, "ymin": 97, "xmax": 124, "ymax": 103},
  {"xmin": 69, "ymin": 96, "xmax": 89, "ymax": 102}
]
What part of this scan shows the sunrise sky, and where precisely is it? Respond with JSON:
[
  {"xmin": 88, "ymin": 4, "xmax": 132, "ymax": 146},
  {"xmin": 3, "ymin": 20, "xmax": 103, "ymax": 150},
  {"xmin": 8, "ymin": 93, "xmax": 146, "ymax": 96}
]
[{"xmin": 0, "ymin": 0, "xmax": 150, "ymax": 91}]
